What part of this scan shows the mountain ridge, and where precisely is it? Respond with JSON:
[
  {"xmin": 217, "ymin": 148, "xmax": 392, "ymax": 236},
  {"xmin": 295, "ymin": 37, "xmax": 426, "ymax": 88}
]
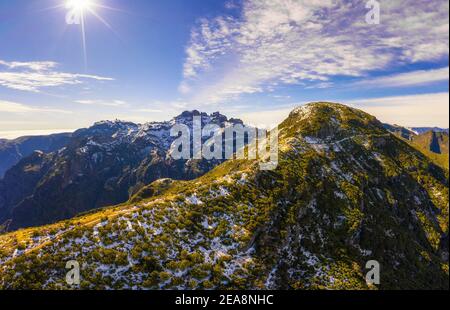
[
  {"xmin": 0, "ymin": 111, "xmax": 243, "ymax": 231},
  {"xmin": 0, "ymin": 133, "xmax": 72, "ymax": 178},
  {"xmin": 383, "ymin": 124, "xmax": 449, "ymax": 170},
  {"xmin": 0, "ymin": 102, "xmax": 447, "ymax": 290}
]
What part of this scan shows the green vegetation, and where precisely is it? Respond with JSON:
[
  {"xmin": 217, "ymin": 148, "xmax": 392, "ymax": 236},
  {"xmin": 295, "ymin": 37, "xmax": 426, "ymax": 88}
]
[{"xmin": 0, "ymin": 102, "xmax": 448, "ymax": 290}]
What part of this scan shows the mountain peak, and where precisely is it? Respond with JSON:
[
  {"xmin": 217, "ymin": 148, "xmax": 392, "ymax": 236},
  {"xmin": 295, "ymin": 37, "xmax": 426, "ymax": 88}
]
[
  {"xmin": 173, "ymin": 110, "xmax": 243, "ymax": 126},
  {"xmin": 282, "ymin": 102, "xmax": 384, "ymax": 141},
  {"xmin": 91, "ymin": 119, "xmax": 138, "ymax": 129},
  {"xmin": 176, "ymin": 110, "xmax": 207, "ymax": 119},
  {"xmin": 290, "ymin": 101, "xmax": 345, "ymax": 115}
]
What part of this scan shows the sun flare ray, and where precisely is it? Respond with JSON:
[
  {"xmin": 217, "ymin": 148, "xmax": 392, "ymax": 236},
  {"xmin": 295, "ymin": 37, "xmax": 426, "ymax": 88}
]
[{"xmin": 60, "ymin": 0, "xmax": 119, "ymax": 69}]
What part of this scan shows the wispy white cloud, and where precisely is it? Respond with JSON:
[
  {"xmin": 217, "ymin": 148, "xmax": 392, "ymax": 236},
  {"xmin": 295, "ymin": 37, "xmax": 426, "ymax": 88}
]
[
  {"xmin": 271, "ymin": 94, "xmax": 292, "ymax": 100},
  {"xmin": 132, "ymin": 100, "xmax": 188, "ymax": 115},
  {"xmin": 75, "ymin": 99, "xmax": 127, "ymax": 107},
  {"xmin": 135, "ymin": 108, "xmax": 164, "ymax": 113},
  {"xmin": 354, "ymin": 67, "xmax": 449, "ymax": 88},
  {"xmin": 0, "ymin": 100, "xmax": 37, "ymax": 113},
  {"xmin": 0, "ymin": 59, "xmax": 114, "ymax": 92},
  {"xmin": 0, "ymin": 60, "xmax": 57, "ymax": 71},
  {"xmin": 0, "ymin": 100, "xmax": 72, "ymax": 114},
  {"xmin": 181, "ymin": 0, "xmax": 449, "ymax": 104}
]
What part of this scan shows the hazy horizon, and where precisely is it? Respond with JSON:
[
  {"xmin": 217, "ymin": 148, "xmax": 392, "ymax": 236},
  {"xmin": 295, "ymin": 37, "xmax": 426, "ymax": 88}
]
[{"xmin": 1, "ymin": 99, "xmax": 449, "ymax": 140}]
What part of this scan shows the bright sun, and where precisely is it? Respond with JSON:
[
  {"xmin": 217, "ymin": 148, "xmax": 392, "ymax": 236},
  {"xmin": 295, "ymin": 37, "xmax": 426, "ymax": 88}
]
[
  {"xmin": 62, "ymin": 0, "xmax": 114, "ymax": 67},
  {"xmin": 66, "ymin": 0, "xmax": 94, "ymax": 12}
]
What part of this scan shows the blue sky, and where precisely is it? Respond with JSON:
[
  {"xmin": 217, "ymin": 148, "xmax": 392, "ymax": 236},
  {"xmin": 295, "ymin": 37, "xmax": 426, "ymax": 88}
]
[{"xmin": 0, "ymin": 0, "xmax": 448, "ymax": 138}]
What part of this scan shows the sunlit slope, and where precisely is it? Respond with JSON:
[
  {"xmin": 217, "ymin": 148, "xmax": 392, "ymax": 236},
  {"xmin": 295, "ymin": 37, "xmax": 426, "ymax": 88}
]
[
  {"xmin": 0, "ymin": 102, "xmax": 448, "ymax": 290},
  {"xmin": 385, "ymin": 125, "xmax": 449, "ymax": 170},
  {"xmin": 410, "ymin": 131, "xmax": 449, "ymax": 170}
]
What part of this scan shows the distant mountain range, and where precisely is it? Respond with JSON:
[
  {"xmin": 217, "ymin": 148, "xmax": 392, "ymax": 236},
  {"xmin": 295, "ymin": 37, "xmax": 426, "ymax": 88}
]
[
  {"xmin": 0, "ymin": 111, "xmax": 242, "ymax": 231},
  {"xmin": 0, "ymin": 133, "xmax": 72, "ymax": 178},
  {"xmin": 383, "ymin": 124, "xmax": 449, "ymax": 170},
  {"xmin": 1, "ymin": 122, "xmax": 446, "ymax": 181},
  {"xmin": 410, "ymin": 127, "xmax": 449, "ymax": 135},
  {"xmin": 0, "ymin": 102, "xmax": 448, "ymax": 290},
  {"xmin": 1, "ymin": 112, "xmax": 448, "ymax": 231}
]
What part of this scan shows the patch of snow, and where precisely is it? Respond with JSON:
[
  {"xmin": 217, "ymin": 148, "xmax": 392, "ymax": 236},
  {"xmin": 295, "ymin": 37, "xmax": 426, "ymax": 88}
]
[
  {"xmin": 334, "ymin": 191, "xmax": 346, "ymax": 200},
  {"xmin": 185, "ymin": 194, "xmax": 204, "ymax": 205}
]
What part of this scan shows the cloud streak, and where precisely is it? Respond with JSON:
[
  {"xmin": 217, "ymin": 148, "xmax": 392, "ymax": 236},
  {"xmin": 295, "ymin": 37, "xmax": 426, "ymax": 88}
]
[
  {"xmin": 0, "ymin": 59, "xmax": 114, "ymax": 92},
  {"xmin": 348, "ymin": 92, "xmax": 449, "ymax": 127},
  {"xmin": 181, "ymin": 0, "xmax": 449, "ymax": 104},
  {"xmin": 353, "ymin": 67, "xmax": 449, "ymax": 88},
  {"xmin": 75, "ymin": 99, "xmax": 127, "ymax": 107},
  {"xmin": 0, "ymin": 100, "xmax": 72, "ymax": 114}
]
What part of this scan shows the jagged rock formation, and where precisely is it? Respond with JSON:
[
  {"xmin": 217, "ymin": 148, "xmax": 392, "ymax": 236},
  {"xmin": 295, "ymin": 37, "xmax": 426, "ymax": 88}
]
[{"xmin": 0, "ymin": 111, "xmax": 242, "ymax": 231}]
